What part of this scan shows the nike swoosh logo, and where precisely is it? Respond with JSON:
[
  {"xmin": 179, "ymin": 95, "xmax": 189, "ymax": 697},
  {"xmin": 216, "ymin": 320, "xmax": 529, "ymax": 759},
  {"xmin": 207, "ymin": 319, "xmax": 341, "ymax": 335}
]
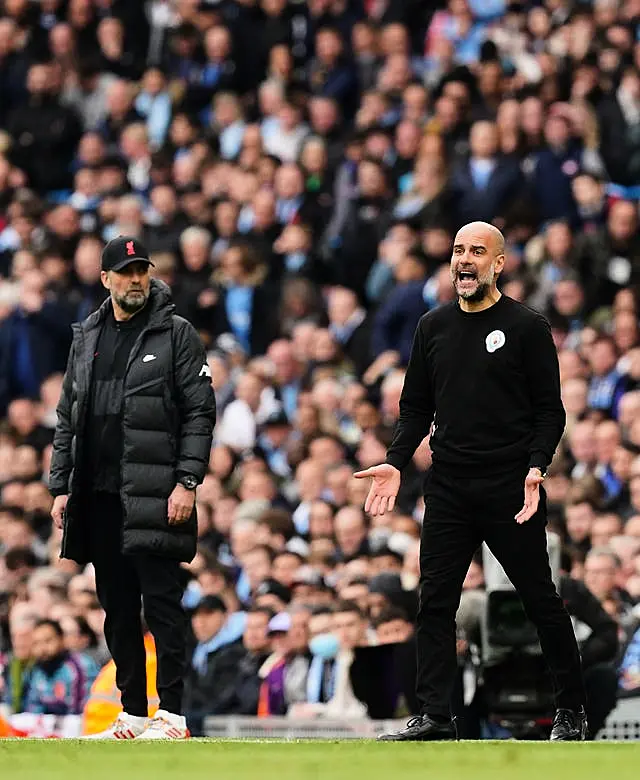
[{"xmin": 142, "ymin": 355, "xmax": 157, "ymax": 362}]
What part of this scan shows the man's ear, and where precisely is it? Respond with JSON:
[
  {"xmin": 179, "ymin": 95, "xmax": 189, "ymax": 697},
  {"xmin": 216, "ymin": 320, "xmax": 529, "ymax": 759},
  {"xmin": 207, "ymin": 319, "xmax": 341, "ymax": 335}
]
[
  {"xmin": 100, "ymin": 270, "xmax": 110, "ymax": 290},
  {"xmin": 495, "ymin": 253, "xmax": 506, "ymax": 276}
]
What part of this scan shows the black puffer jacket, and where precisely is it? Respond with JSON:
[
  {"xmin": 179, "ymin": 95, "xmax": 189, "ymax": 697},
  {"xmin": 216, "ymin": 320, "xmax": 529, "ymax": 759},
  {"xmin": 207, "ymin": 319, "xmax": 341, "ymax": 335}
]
[{"xmin": 49, "ymin": 279, "xmax": 216, "ymax": 564}]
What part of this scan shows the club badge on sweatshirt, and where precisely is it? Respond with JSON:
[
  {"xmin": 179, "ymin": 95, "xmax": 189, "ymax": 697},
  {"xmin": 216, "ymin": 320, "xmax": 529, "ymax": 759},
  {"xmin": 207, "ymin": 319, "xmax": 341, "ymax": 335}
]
[{"xmin": 486, "ymin": 329, "xmax": 506, "ymax": 353}]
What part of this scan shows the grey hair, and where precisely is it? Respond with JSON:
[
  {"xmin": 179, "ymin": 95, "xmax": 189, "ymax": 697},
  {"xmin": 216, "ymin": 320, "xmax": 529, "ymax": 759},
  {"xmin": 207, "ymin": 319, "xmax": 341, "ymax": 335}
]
[
  {"xmin": 586, "ymin": 547, "xmax": 621, "ymax": 569},
  {"xmin": 180, "ymin": 226, "xmax": 213, "ymax": 249}
]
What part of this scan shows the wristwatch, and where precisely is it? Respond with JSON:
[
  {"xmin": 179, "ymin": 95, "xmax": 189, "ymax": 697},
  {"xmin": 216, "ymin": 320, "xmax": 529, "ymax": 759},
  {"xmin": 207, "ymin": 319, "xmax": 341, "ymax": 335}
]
[{"xmin": 178, "ymin": 474, "xmax": 198, "ymax": 490}]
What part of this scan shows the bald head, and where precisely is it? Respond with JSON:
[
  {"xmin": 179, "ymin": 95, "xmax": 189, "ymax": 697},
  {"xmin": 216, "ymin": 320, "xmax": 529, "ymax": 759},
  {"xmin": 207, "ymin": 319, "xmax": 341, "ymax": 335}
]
[{"xmin": 456, "ymin": 222, "xmax": 505, "ymax": 256}]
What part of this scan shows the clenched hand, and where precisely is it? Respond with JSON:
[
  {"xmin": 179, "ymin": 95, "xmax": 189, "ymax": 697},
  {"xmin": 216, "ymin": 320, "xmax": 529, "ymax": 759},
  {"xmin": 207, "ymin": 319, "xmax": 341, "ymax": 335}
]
[
  {"xmin": 168, "ymin": 484, "xmax": 196, "ymax": 525},
  {"xmin": 515, "ymin": 468, "xmax": 545, "ymax": 524},
  {"xmin": 51, "ymin": 495, "xmax": 68, "ymax": 530}
]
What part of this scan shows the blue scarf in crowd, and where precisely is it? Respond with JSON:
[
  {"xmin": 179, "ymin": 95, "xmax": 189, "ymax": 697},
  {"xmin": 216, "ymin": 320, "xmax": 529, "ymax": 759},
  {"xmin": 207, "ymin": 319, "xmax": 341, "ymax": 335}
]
[
  {"xmin": 225, "ymin": 285, "xmax": 254, "ymax": 353},
  {"xmin": 306, "ymin": 657, "xmax": 336, "ymax": 704},
  {"xmin": 191, "ymin": 611, "xmax": 247, "ymax": 675}
]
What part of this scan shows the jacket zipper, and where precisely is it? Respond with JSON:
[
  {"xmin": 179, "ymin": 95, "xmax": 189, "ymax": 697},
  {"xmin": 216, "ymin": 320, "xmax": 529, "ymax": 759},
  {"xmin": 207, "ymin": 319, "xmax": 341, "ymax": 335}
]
[{"xmin": 119, "ymin": 323, "xmax": 170, "ymax": 542}]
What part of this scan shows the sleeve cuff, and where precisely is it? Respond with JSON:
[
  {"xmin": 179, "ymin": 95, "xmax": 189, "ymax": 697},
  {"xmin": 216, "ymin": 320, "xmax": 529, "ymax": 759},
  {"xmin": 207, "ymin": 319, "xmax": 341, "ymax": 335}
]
[
  {"xmin": 176, "ymin": 471, "xmax": 200, "ymax": 484},
  {"xmin": 385, "ymin": 453, "xmax": 406, "ymax": 472},
  {"xmin": 528, "ymin": 452, "xmax": 548, "ymax": 471}
]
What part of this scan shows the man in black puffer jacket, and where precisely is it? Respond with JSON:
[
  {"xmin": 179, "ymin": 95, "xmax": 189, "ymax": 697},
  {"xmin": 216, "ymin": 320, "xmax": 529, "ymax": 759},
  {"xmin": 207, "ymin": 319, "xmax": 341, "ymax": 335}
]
[{"xmin": 49, "ymin": 236, "xmax": 216, "ymax": 740}]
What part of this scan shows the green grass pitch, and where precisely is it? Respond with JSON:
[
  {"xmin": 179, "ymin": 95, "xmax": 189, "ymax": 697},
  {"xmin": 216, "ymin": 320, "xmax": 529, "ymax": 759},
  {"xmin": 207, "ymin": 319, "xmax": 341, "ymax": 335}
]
[{"xmin": 1, "ymin": 740, "xmax": 640, "ymax": 780}]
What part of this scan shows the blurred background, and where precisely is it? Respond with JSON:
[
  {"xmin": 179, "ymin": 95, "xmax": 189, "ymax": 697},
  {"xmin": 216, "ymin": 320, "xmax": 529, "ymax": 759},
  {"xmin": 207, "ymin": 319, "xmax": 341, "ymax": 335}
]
[{"xmin": 0, "ymin": 0, "xmax": 639, "ymax": 741}]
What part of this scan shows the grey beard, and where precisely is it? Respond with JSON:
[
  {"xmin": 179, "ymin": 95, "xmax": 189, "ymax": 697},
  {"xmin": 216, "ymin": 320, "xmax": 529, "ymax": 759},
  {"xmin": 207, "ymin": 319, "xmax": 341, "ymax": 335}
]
[
  {"xmin": 458, "ymin": 280, "xmax": 493, "ymax": 302},
  {"xmin": 114, "ymin": 291, "xmax": 148, "ymax": 314},
  {"xmin": 453, "ymin": 261, "xmax": 496, "ymax": 303}
]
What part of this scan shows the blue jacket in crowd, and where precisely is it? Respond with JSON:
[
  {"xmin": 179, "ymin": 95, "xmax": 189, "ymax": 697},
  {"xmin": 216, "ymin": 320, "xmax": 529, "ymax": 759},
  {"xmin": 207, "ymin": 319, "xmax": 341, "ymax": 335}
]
[
  {"xmin": 371, "ymin": 280, "xmax": 428, "ymax": 366},
  {"xmin": 24, "ymin": 652, "xmax": 97, "ymax": 716}
]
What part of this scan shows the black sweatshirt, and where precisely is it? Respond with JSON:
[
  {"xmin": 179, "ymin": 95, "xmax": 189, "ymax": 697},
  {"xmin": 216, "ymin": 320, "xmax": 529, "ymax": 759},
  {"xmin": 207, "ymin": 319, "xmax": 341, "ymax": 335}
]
[{"xmin": 385, "ymin": 296, "xmax": 566, "ymax": 476}]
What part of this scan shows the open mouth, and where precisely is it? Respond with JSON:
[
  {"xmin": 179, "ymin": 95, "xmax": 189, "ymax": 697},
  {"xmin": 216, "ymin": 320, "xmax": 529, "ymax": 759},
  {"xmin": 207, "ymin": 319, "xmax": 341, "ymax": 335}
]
[{"xmin": 457, "ymin": 269, "xmax": 477, "ymax": 286}]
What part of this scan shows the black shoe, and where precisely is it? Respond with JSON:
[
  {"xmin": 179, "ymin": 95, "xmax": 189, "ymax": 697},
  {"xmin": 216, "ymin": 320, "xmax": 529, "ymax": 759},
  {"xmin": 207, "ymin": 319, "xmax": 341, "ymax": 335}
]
[
  {"xmin": 549, "ymin": 707, "xmax": 588, "ymax": 741},
  {"xmin": 377, "ymin": 715, "xmax": 458, "ymax": 742}
]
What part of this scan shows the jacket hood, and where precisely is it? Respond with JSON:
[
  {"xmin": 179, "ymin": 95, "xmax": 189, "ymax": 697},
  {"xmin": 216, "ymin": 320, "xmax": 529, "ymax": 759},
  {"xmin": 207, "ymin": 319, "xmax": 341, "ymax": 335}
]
[{"xmin": 80, "ymin": 278, "xmax": 175, "ymax": 331}]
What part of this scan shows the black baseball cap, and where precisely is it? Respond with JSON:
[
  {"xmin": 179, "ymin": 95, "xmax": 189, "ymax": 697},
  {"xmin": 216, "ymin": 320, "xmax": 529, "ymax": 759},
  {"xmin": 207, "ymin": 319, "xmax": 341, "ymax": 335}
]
[
  {"xmin": 263, "ymin": 408, "xmax": 290, "ymax": 428},
  {"xmin": 255, "ymin": 578, "xmax": 292, "ymax": 605},
  {"xmin": 193, "ymin": 595, "xmax": 227, "ymax": 615},
  {"xmin": 101, "ymin": 236, "xmax": 155, "ymax": 273}
]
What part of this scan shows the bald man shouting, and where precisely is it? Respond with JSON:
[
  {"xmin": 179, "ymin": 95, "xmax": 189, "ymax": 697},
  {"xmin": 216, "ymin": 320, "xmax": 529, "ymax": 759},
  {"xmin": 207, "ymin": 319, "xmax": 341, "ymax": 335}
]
[{"xmin": 355, "ymin": 222, "xmax": 587, "ymax": 741}]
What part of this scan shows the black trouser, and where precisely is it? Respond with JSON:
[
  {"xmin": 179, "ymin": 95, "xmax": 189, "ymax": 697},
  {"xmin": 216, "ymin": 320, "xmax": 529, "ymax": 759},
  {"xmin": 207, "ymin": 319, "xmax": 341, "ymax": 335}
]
[
  {"xmin": 88, "ymin": 491, "xmax": 187, "ymax": 717},
  {"xmin": 417, "ymin": 466, "xmax": 586, "ymax": 721}
]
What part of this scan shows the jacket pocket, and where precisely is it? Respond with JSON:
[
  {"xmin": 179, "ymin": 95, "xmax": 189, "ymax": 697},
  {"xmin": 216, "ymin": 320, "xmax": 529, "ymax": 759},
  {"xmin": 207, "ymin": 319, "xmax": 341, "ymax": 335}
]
[{"xmin": 124, "ymin": 377, "xmax": 164, "ymax": 396}]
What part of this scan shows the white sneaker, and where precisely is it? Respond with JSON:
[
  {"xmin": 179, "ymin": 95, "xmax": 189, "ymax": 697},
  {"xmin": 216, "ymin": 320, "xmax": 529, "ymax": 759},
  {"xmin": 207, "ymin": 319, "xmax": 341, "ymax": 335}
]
[
  {"xmin": 136, "ymin": 710, "xmax": 189, "ymax": 740},
  {"xmin": 81, "ymin": 712, "xmax": 148, "ymax": 740}
]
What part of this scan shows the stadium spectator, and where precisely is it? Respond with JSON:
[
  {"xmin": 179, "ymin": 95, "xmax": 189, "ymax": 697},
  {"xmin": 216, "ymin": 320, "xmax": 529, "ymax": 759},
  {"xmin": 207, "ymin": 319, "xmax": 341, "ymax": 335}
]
[
  {"xmin": 0, "ymin": 610, "xmax": 35, "ymax": 714},
  {"xmin": 23, "ymin": 619, "xmax": 95, "ymax": 716},
  {"xmin": 183, "ymin": 595, "xmax": 246, "ymax": 734},
  {"xmin": 0, "ymin": 0, "xmax": 639, "ymax": 742}
]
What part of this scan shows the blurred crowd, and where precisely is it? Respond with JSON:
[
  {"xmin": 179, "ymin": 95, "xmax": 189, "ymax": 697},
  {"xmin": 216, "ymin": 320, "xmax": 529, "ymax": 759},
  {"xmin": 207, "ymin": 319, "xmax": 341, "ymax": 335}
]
[{"xmin": 1, "ymin": 0, "xmax": 640, "ymax": 738}]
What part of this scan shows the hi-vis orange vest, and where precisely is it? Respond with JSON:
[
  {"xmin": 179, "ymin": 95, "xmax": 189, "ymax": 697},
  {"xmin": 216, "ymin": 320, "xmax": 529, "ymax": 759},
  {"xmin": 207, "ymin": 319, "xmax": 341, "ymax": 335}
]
[
  {"xmin": 81, "ymin": 633, "xmax": 160, "ymax": 735},
  {"xmin": 0, "ymin": 714, "xmax": 23, "ymax": 737}
]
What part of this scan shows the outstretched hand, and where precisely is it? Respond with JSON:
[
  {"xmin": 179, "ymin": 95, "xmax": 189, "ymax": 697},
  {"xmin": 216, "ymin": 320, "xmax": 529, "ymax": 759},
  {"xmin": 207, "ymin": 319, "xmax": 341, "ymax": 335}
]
[
  {"xmin": 354, "ymin": 463, "xmax": 401, "ymax": 517},
  {"xmin": 515, "ymin": 468, "xmax": 544, "ymax": 524}
]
